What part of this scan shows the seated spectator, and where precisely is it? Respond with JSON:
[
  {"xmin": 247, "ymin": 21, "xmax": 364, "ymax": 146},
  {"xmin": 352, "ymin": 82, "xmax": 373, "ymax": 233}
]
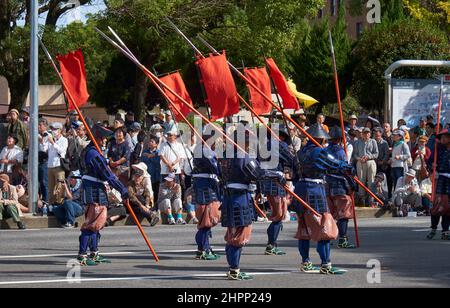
[
  {"xmin": 158, "ymin": 173, "xmax": 185, "ymax": 225},
  {"xmin": 392, "ymin": 169, "xmax": 422, "ymax": 216},
  {"xmin": 104, "ymin": 185, "xmax": 127, "ymax": 227},
  {"xmin": 0, "ymin": 174, "xmax": 26, "ymax": 229},
  {"xmin": 52, "ymin": 171, "xmax": 84, "ymax": 228},
  {"xmin": 420, "ymin": 171, "xmax": 433, "ymax": 216},
  {"xmin": 369, "ymin": 173, "xmax": 389, "ymax": 208},
  {"xmin": 184, "ymin": 187, "xmax": 198, "ymax": 224},
  {"xmin": 0, "ymin": 134, "xmax": 24, "ymax": 185},
  {"xmin": 128, "ymin": 163, "xmax": 159, "ymax": 227}
]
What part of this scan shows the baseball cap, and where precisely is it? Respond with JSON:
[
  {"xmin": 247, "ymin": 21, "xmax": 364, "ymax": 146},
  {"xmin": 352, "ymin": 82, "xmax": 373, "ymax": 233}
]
[{"xmin": 50, "ymin": 122, "xmax": 63, "ymax": 130}]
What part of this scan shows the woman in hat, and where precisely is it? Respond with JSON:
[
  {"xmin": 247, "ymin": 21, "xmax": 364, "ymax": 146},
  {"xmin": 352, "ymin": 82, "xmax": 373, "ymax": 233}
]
[
  {"xmin": 0, "ymin": 173, "xmax": 26, "ymax": 229},
  {"xmin": 411, "ymin": 135, "xmax": 431, "ymax": 179},
  {"xmin": 128, "ymin": 163, "xmax": 159, "ymax": 227},
  {"xmin": 0, "ymin": 134, "xmax": 23, "ymax": 185}
]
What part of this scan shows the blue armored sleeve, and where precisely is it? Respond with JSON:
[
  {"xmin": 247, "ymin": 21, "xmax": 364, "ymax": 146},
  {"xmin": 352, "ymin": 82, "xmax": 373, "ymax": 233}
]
[
  {"xmin": 242, "ymin": 156, "xmax": 285, "ymax": 184},
  {"xmin": 313, "ymin": 148, "xmax": 354, "ymax": 174},
  {"xmin": 87, "ymin": 149, "xmax": 129, "ymax": 199}
]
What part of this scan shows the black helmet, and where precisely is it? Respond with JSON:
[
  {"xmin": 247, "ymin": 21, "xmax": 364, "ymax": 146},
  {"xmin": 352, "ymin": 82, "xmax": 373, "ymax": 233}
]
[
  {"xmin": 306, "ymin": 123, "xmax": 330, "ymax": 140},
  {"xmin": 329, "ymin": 126, "xmax": 343, "ymax": 139}
]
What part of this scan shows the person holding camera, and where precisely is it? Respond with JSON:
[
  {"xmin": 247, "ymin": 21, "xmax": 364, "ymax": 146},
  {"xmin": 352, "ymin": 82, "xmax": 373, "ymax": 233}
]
[
  {"xmin": 38, "ymin": 118, "xmax": 50, "ymax": 203},
  {"xmin": 0, "ymin": 134, "xmax": 23, "ymax": 185},
  {"xmin": 67, "ymin": 121, "xmax": 89, "ymax": 172},
  {"xmin": 46, "ymin": 122, "xmax": 68, "ymax": 206},
  {"xmin": 159, "ymin": 129, "xmax": 185, "ymax": 184},
  {"xmin": 52, "ymin": 171, "xmax": 84, "ymax": 228}
]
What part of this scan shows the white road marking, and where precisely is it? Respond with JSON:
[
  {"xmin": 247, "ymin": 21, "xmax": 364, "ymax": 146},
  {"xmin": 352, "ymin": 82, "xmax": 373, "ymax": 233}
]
[
  {"xmin": 411, "ymin": 229, "xmax": 431, "ymax": 232},
  {"xmin": 0, "ymin": 249, "xmax": 226, "ymax": 260},
  {"xmin": 0, "ymin": 271, "xmax": 293, "ymax": 286}
]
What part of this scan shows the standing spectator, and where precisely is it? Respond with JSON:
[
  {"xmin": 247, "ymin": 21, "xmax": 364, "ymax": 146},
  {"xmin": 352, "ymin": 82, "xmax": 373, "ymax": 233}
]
[
  {"xmin": 160, "ymin": 129, "xmax": 185, "ymax": 183},
  {"xmin": 163, "ymin": 110, "xmax": 176, "ymax": 134},
  {"xmin": 411, "ymin": 117, "xmax": 427, "ymax": 146},
  {"xmin": 399, "ymin": 125, "xmax": 411, "ymax": 145},
  {"xmin": 390, "ymin": 130, "xmax": 411, "ymax": 191},
  {"xmin": 128, "ymin": 164, "xmax": 159, "ymax": 227},
  {"xmin": 392, "ymin": 169, "xmax": 422, "ymax": 215},
  {"xmin": 67, "ymin": 122, "xmax": 89, "ymax": 171},
  {"xmin": 287, "ymin": 122, "xmax": 302, "ymax": 153},
  {"xmin": 47, "ymin": 122, "xmax": 68, "ymax": 206},
  {"xmin": 53, "ymin": 171, "xmax": 84, "ymax": 228},
  {"xmin": 352, "ymin": 127, "xmax": 379, "ymax": 205},
  {"xmin": 128, "ymin": 122, "xmax": 141, "ymax": 151},
  {"xmin": 346, "ymin": 115, "xmax": 358, "ymax": 132},
  {"xmin": 20, "ymin": 107, "xmax": 30, "ymax": 128},
  {"xmin": 425, "ymin": 122, "xmax": 436, "ymax": 157},
  {"xmin": 131, "ymin": 130, "xmax": 146, "ymax": 166},
  {"xmin": 382, "ymin": 123, "xmax": 394, "ymax": 148},
  {"xmin": 125, "ymin": 111, "xmax": 135, "ymax": 131},
  {"xmin": 181, "ymin": 133, "xmax": 195, "ymax": 190},
  {"xmin": 316, "ymin": 113, "xmax": 329, "ymax": 133},
  {"xmin": 149, "ymin": 124, "xmax": 164, "ymax": 140},
  {"xmin": 158, "ymin": 173, "xmax": 185, "ymax": 225},
  {"xmin": 7, "ymin": 109, "xmax": 28, "ymax": 150},
  {"xmin": 107, "ymin": 127, "xmax": 130, "ymax": 185},
  {"xmin": 0, "ymin": 174, "xmax": 26, "ymax": 229},
  {"xmin": 142, "ymin": 136, "xmax": 161, "ymax": 205},
  {"xmin": 411, "ymin": 135, "xmax": 431, "ymax": 180},
  {"xmin": 38, "ymin": 118, "xmax": 50, "ymax": 203},
  {"xmin": 374, "ymin": 128, "xmax": 389, "ymax": 174},
  {"xmin": 0, "ymin": 134, "xmax": 23, "ymax": 185}
]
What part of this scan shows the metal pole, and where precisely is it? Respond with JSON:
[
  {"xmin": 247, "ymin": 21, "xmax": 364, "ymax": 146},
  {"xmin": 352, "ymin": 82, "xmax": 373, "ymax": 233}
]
[{"xmin": 28, "ymin": 0, "xmax": 39, "ymax": 214}]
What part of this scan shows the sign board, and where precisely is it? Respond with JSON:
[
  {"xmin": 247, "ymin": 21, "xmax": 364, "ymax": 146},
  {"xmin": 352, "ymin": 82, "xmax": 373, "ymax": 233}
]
[{"xmin": 392, "ymin": 79, "xmax": 449, "ymax": 128}]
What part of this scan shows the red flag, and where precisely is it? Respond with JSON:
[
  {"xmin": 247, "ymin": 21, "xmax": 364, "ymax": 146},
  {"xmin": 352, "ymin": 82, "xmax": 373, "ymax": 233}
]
[
  {"xmin": 56, "ymin": 49, "xmax": 90, "ymax": 111},
  {"xmin": 265, "ymin": 58, "xmax": 299, "ymax": 110},
  {"xmin": 160, "ymin": 72, "xmax": 193, "ymax": 122},
  {"xmin": 196, "ymin": 52, "xmax": 240, "ymax": 120},
  {"xmin": 244, "ymin": 67, "xmax": 273, "ymax": 115}
]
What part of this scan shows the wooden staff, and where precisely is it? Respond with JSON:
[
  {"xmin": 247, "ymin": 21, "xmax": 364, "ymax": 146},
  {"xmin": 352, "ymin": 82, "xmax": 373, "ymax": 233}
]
[
  {"xmin": 329, "ymin": 31, "xmax": 360, "ymax": 248},
  {"xmin": 431, "ymin": 78, "xmax": 444, "ymax": 202},
  {"xmin": 98, "ymin": 27, "xmax": 321, "ymax": 217},
  {"xmin": 38, "ymin": 36, "xmax": 160, "ymax": 262}
]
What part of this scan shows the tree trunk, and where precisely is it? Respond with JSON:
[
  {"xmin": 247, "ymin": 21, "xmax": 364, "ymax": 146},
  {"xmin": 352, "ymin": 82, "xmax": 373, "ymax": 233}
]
[
  {"xmin": 8, "ymin": 73, "xmax": 30, "ymax": 111},
  {"xmin": 133, "ymin": 68, "xmax": 149, "ymax": 123}
]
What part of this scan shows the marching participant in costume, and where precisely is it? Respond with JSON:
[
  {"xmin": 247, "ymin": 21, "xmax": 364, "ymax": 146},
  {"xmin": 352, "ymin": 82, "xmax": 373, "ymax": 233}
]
[
  {"xmin": 326, "ymin": 127, "xmax": 356, "ymax": 249},
  {"xmin": 77, "ymin": 125, "xmax": 129, "ymax": 266},
  {"xmin": 293, "ymin": 124, "xmax": 354, "ymax": 275},
  {"xmin": 428, "ymin": 129, "xmax": 450, "ymax": 240},
  {"xmin": 192, "ymin": 127, "xmax": 222, "ymax": 260},
  {"xmin": 259, "ymin": 127, "xmax": 295, "ymax": 255},
  {"xmin": 219, "ymin": 132, "xmax": 285, "ymax": 280}
]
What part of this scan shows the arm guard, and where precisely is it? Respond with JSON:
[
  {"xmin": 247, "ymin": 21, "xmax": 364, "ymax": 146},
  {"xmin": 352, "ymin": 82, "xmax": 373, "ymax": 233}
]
[
  {"xmin": 89, "ymin": 150, "xmax": 129, "ymax": 199},
  {"xmin": 243, "ymin": 158, "xmax": 286, "ymax": 185}
]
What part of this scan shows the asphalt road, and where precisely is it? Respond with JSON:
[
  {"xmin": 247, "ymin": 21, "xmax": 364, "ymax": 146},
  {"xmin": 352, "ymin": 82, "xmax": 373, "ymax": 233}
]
[{"xmin": 0, "ymin": 217, "xmax": 449, "ymax": 288}]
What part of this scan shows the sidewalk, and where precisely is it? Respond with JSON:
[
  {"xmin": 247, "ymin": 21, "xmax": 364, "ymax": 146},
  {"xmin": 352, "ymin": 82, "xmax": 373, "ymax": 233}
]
[{"xmin": 0, "ymin": 208, "xmax": 390, "ymax": 230}]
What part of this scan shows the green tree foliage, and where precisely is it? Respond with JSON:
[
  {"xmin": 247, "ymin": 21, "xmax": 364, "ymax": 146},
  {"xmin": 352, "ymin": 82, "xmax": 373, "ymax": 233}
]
[
  {"xmin": 351, "ymin": 17, "xmax": 449, "ymax": 115},
  {"xmin": 287, "ymin": 0, "xmax": 352, "ymax": 113}
]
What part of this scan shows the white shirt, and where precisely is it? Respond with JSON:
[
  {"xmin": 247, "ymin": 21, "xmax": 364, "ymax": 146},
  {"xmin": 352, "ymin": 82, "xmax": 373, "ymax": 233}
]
[
  {"xmin": 47, "ymin": 135, "xmax": 68, "ymax": 168},
  {"xmin": 0, "ymin": 146, "xmax": 23, "ymax": 173},
  {"xmin": 159, "ymin": 140, "xmax": 186, "ymax": 175},
  {"xmin": 182, "ymin": 144, "xmax": 195, "ymax": 176}
]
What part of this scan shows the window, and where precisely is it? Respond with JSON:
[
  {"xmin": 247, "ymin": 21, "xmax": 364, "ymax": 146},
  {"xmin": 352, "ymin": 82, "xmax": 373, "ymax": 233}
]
[{"xmin": 356, "ymin": 22, "xmax": 364, "ymax": 38}]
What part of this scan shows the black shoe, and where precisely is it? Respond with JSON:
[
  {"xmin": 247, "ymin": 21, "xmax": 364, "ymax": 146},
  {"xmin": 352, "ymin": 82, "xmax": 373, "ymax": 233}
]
[{"xmin": 17, "ymin": 222, "xmax": 27, "ymax": 230}]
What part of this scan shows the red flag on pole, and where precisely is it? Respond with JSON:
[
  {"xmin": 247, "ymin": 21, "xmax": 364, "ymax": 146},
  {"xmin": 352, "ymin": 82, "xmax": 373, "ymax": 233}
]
[
  {"xmin": 244, "ymin": 67, "xmax": 273, "ymax": 115},
  {"xmin": 159, "ymin": 72, "xmax": 193, "ymax": 122},
  {"xmin": 265, "ymin": 58, "xmax": 299, "ymax": 110},
  {"xmin": 196, "ymin": 52, "xmax": 240, "ymax": 120},
  {"xmin": 56, "ymin": 49, "xmax": 90, "ymax": 111}
]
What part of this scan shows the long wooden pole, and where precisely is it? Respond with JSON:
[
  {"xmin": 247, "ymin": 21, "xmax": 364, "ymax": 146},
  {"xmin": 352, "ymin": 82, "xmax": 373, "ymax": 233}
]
[
  {"xmin": 329, "ymin": 31, "xmax": 360, "ymax": 248},
  {"xmin": 98, "ymin": 27, "xmax": 321, "ymax": 217},
  {"xmin": 431, "ymin": 78, "xmax": 444, "ymax": 202},
  {"xmin": 194, "ymin": 34, "xmax": 384, "ymax": 206},
  {"xmin": 38, "ymin": 37, "xmax": 160, "ymax": 262}
]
